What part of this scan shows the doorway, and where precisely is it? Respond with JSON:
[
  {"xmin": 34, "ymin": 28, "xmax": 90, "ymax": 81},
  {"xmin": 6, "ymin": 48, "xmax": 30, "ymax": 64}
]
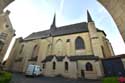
[{"xmin": 81, "ymin": 70, "xmax": 85, "ymax": 78}]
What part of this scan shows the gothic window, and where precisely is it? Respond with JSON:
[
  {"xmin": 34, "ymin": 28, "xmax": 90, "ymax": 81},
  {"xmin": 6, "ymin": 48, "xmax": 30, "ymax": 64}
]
[
  {"xmin": 55, "ymin": 39, "xmax": 63, "ymax": 56},
  {"xmin": 75, "ymin": 37, "xmax": 85, "ymax": 50},
  {"xmin": 86, "ymin": 62, "xmax": 93, "ymax": 71},
  {"xmin": 43, "ymin": 63, "xmax": 46, "ymax": 69},
  {"xmin": 19, "ymin": 44, "xmax": 24, "ymax": 54},
  {"xmin": 32, "ymin": 45, "xmax": 39, "ymax": 57},
  {"xmin": 53, "ymin": 62, "xmax": 56, "ymax": 70},
  {"xmin": 65, "ymin": 62, "xmax": 68, "ymax": 71},
  {"xmin": 66, "ymin": 40, "xmax": 71, "ymax": 56}
]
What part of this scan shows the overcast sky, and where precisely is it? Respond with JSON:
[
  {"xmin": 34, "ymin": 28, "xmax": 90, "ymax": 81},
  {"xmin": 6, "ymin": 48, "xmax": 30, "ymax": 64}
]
[{"xmin": 3, "ymin": 0, "xmax": 125, "ymax": 60}]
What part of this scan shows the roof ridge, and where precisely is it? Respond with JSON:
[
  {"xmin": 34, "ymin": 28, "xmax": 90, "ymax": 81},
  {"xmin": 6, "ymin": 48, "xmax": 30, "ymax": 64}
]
[{"xmin": 56, "ymin": 22, "xmax": 87, "ymax": 29}]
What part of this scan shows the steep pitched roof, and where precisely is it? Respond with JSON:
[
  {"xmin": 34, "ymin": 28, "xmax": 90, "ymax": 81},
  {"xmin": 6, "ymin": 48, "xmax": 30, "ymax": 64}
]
[
  {"xmin": 87, "ymin": 10, "xmax": 93, "ymax": 22},
  {"xmin": 51, "ymin": 22, "xmax": 88, "ymax": 36},
  {"xmin": 24, "ymin": 22, "xmax": 88, "ymax": 41},
  {"xmin": 24, "ymin": 30, "xmax": 50, "ymax": 40},
  {"xmin": 50, "ymin": 14, "xmax": 56, "ymax": 28},
  {"xmin": 41, "ymin": 56, "xmax": 54, "ymax": 62},
  {"xmin": 24, "ymin": 22, "xmax": 106, "ymax": 41},
  {"xmin": 56, "ymin": 56, "xmax": 65, "ymax": 61}
]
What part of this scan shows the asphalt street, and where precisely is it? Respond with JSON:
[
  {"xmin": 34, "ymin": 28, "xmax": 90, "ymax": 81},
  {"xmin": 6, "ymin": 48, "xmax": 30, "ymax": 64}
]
[{"xmin": 10, "ymin": 73, "xmax": 101, "ymax": 83}]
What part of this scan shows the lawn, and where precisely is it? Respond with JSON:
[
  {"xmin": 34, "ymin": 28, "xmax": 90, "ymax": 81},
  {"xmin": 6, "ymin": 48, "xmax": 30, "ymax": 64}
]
[
  {"xmin": 102, "ymin": 77, "xmax": 119, "ymax": 83},
  {"xmin": 0, "ymin": 71, "xmax": 12, "ymax": 83}
]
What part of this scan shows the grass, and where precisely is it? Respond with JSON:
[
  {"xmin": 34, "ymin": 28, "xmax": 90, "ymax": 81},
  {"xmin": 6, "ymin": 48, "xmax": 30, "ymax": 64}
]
[
  {"xmin": 102, "ymin": 77, "xmax": 119, "ymax": 83},
  {"xmin": 0, "ymin": 71, "xmax": 12, "ymax": 83}
]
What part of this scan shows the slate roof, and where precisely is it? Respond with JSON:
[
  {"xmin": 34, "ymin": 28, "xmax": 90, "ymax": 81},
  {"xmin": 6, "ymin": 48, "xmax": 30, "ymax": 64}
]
[
  {"xmin": 56, "ymin": 56, "xmax": 65, "ymax": 61},
  {"xmin": 42, "ymin": 56, "xmax": 54, "ymax": 62},
  {"xmin": 51, "ymin": 22, "xmax": 88, "ymax": 36},
  {"xmin": 24, "ymin": 30, "xmax": 50, "ymax": 41},
  {"xmin": 117, "ymin": 54, "xmax": 125, "ymax": 58},
  {"xmin": 41, "ymin": 55, "xmax": 99, "ymax": 63},
  {"xmin": 101, "ymin": 54, "xmax": 125, "ymax": 60},
  {"xmin": 24, "ymin": 22, "xmax": 106, "ymax": 41},
  {"xmin": 41, "ymin": 55, "xmax": 65, "ymax": 63},
  {"xmin": 68, "ymin": 55, "xmax": 99, "ymax": 61},
  {"xmin": 24, "ymin": 22, "xmax": 88, "ymax": 40}
]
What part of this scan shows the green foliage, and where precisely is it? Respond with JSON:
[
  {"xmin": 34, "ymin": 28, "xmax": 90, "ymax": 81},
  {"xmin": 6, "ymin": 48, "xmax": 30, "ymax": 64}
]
[
  {"xmin": 102, "ymin": 77, "xmax": 119, "ymax": 83},
  {"xmin": 0, "ymin": 71, "xmax": 12, "ymax": 83}
]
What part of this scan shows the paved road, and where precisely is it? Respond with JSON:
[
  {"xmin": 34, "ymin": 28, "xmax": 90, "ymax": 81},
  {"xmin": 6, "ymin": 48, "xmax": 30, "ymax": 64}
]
[{"xmin": 10, "ymin": 73, "xmax": 101, "ymax": 83}]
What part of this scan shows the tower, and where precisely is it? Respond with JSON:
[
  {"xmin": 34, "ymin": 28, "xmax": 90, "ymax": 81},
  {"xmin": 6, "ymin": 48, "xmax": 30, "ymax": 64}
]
[
  {"xmin": 50, "ymin": 14, "xmax": 57, "ymax": 55},
  {"xmin": 87, "ymin": 10, "xmax": 104, "ymax": 58}
]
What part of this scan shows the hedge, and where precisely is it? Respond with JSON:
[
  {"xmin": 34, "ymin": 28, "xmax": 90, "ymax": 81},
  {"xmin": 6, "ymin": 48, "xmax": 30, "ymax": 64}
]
[
  {"xmin": 102, "ymin": 77, "xmax": 119, "ymax": 83},
  {"xmin": 0, "ymin": 71, "xmax": 12, "ymax": 83}
]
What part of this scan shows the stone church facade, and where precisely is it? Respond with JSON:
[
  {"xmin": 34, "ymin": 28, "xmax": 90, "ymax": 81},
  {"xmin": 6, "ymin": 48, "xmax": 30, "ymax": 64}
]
[{"xmin": 6, "ymin": 11, "xmax": 114, "ymax": 79}]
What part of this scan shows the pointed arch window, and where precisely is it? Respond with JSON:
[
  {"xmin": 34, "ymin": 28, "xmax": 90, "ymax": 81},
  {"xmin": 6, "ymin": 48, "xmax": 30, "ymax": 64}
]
[
  {"xmin": 75, "ymin": 37, "xmax": 85, "ymax": 50},
  {"xmin": 55, "ymin": 39, "xmax": 63, "ymax": 56},
  {"xmin": 65, "ymin": 61, "xmax": 69, "ymax": 71},
  {"xmin": 86, "ymin": 62, "xmax": 93, "ymax": 71},
  {"xmin": 32, "ymin": 45, "xmax": 39, "ymax": 58},
  {"xmin": 53, "ymin": 61, "xmax": 56, "ymax": 70},
  {"xmin": 19, "ymin": 44, "xmax": 24, "ymax": 54},
  {"xmin": 43, "ymin": 63, "xmax": 46, "ymax": 69}
]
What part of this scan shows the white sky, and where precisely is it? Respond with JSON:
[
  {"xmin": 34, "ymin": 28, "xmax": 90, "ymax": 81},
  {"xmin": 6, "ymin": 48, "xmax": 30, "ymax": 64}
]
[{"xmin": 3, "ymin": 0, "xmax": 125, "ymax": 61}]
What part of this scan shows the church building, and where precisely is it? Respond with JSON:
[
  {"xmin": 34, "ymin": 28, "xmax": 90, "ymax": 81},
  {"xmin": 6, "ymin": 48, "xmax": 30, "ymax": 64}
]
[{"xmin": 6, "ymin": 11, "xmax": 114, "ymax": 79}]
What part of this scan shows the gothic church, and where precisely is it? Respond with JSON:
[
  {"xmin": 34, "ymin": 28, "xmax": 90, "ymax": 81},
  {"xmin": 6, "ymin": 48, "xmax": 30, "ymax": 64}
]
[{"xmin": 6, "ymin": 11, "xmax": 114, "ymax": 79}]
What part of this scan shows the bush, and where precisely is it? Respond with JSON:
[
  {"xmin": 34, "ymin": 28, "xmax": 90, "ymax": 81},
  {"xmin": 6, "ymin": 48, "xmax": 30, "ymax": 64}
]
[
  {"xmin": 0, "ymin": 71, "xmax": 12, "ymax": 83},
  {"xmin": 102, "ymin": 77, "xmax": 119, "ymax": 83},
  {"xmin": 118, "ymin": 77, "xmax": 125, "ymax": 83}
]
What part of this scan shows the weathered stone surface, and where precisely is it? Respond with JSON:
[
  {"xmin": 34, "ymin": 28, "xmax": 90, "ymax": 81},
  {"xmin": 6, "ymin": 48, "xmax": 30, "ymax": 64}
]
[
  {"xmin": 0, "ymin": 0, "xmax": 14, "ymax": 13},
  {"xmin": 98, "ymin": 0, "xmax": 125, "ymax": 42},
  {"xmin": 0, "ymin": 0, "xmax": 15, "ymax": 62}
]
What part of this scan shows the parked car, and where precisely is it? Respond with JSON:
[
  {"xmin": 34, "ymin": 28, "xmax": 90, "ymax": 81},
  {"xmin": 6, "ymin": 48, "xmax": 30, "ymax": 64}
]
[{"xmin": 25, "ymin": 64, "xmax": 42, "ymax": 76}]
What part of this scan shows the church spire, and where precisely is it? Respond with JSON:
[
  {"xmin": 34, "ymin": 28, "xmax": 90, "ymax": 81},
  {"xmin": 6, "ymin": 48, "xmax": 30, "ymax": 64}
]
[
  {"xmin": 87, "ymin": 10, "xmax": 93, "ymax": 22},
  {"xmin": 51, "ymin": 13, "xmax": 56, "ymax": 28}
]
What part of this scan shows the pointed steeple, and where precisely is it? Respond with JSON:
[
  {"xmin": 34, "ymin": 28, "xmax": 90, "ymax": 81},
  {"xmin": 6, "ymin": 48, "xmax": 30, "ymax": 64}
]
[
  {"xmin": 51, "ymin": 14, "xmax": 56, "ymax": 28},
  {"xmin": 87, "ymin": 10, "xmax": 93, "ymax": 22}
]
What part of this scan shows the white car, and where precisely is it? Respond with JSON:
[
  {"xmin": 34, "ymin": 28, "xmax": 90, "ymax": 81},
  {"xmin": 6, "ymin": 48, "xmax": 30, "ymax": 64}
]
[{"xmin": 25, "ymin": 64, "xmax": 42, "ymax": 76}]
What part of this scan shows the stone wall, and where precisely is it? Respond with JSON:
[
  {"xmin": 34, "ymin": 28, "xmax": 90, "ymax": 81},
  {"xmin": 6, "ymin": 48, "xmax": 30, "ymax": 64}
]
[
  {"xmin": 98, "ymin": 0, "xmax": 125, "ymax": 42},
  {"xmin": 0, "ymin": 10, "xmax": 15, "ymax": 62}
]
